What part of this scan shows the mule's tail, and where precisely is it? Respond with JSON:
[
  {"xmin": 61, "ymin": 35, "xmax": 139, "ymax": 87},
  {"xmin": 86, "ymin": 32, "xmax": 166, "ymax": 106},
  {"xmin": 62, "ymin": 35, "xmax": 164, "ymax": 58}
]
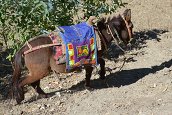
[{"xmin": 11, "ymin": 48, "xmax": 23, "ymax": 94}]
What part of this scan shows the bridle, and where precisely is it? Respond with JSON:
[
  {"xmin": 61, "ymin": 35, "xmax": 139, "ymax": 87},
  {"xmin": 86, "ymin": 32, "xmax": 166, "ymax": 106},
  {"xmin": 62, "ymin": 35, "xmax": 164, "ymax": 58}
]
[
  {"xmin": 121, "ymin": 14, "xmax": 132, "ymax": 40},
  {"xmin": 105, "ymin": 14, "xmax": 133, "ymax": 72},
  {"xmin": 106, "ymin": 14, "xmax": 133, "ymax": 52}
]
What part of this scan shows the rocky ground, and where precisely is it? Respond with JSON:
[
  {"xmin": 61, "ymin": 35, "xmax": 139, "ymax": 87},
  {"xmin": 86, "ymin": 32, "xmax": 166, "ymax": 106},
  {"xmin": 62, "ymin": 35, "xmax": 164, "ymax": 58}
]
[{"xmin": 0, "ymin": 0, "xmax": 172, "ymax": 115}]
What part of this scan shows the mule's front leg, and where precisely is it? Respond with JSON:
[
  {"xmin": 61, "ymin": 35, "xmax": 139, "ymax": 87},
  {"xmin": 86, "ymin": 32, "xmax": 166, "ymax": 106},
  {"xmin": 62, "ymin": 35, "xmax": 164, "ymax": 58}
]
[
  {"xmin": 85, "ymin": 66, "xmax": 93, "ymax": 88},
  {"xmin": 98, "ymin": 58, "xmax": 106, "ymax": 80}
]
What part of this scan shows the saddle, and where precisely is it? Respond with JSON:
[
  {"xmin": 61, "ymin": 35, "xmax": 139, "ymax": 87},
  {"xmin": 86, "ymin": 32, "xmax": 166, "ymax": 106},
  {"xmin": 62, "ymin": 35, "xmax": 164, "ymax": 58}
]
[{"xmin": 49, "ymin": 21, "xmax": 101, "ymax": 71}]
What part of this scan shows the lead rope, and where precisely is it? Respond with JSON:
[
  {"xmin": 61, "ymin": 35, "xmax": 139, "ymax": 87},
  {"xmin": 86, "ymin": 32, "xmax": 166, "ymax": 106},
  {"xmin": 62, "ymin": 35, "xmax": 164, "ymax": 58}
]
[
  {"xmin": 107, "ymin": 24, "xmax": 126, "ymax": 72},
  {"xmin": 107, "ymin": 25, "xmax": 126, "ymax": 52}
]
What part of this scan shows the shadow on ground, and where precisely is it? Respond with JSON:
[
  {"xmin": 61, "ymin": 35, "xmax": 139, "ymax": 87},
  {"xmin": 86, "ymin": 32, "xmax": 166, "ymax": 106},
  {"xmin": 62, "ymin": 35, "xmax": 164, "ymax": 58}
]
[
  {"xmin": 68, "ymin": 58, "xmax": 172, "ymax": 92},
  {"xmin": 24, "ymin": 58, "xmax": 171, "ymax": 104},
  {"xmin": 133, "ymin": 29, "xmax": 168, "ymax": 48},
  {"xmin": 105, "ymin": 29, "xmax": 168, "ymax": 60}
]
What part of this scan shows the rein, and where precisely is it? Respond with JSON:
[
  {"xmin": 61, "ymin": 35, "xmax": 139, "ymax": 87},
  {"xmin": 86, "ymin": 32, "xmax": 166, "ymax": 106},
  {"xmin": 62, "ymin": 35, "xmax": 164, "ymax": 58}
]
[
  {"xmin": 103, "ymin": 14, "xmax": 132, "ymax": 72},
  {"xmin": 106, "ymin": 14, "xmax": 132, "ymax": 53},
  {"xmin": 106, "ymin": 24, "xmax": 126, "ymax": 72},
  {"xmin": 107, "ymin": 25, "xmax": 125, "ymax": 52}
]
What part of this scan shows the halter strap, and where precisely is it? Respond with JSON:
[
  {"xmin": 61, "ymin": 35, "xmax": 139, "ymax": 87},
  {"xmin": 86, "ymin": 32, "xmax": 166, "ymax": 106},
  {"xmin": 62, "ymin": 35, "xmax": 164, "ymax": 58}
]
[{"xmin": 120, "ymin": 14, "xmax": 132, "ymax": 40}]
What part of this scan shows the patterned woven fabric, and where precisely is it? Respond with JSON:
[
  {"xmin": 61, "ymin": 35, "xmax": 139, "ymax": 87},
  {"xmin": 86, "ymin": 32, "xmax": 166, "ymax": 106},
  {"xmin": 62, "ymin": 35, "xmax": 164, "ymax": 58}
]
[{"xmin": 59, "ymin": 22, "xmax": 97, "ymax": 71}]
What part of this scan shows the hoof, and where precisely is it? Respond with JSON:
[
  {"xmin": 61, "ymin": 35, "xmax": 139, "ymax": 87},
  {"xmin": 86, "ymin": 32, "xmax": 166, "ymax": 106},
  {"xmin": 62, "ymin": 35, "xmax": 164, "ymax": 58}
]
[
  {"xmin": 14, "ymin": 86, "xmax": 24, "ymax": 104},
  {"xmin": 16, "ymin": 96, "xmax": 24, "ymax": 104},
  {"xmin": 101, "ymin": 78, "xmax": 109, "ymax": 88},
  {"xmin": 38, "ymin": 93, "xmax": 52, "ymax": 99},
  {"xmin": 98, "ymin": 71, "xmax": 106, "ymax": 80},
  {"xmin": 84, "ymin": 85, "xmax": 94, "ymax": 91}
]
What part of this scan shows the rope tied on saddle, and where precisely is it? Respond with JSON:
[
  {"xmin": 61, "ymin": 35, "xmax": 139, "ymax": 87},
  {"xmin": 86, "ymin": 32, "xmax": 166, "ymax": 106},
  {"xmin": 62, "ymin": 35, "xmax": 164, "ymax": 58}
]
[
  {"xmin": 24, "ymin": 41, "xmax": 61, "ymax": 55},
  {"xmin": 26, "ymin": 41, "xmax": 32, "ymax": 50}
]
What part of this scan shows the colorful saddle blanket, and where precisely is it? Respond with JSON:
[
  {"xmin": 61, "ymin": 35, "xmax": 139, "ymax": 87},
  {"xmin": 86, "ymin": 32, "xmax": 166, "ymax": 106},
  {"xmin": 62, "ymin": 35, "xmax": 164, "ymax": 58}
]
[{"xmin": 59, "ymin": 22, "xmax": 97, "ymax": 71}]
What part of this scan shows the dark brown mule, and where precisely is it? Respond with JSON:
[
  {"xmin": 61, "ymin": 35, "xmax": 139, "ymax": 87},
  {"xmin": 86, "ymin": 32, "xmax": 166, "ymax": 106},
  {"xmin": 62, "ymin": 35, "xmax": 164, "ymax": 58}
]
[{"xmin": 12, "ymin": 9, "xmax": 133, "ymax": 104}]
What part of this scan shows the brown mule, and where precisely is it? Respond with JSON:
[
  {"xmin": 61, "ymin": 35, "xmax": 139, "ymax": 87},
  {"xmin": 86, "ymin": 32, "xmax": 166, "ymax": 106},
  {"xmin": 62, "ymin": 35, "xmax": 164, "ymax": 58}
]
[{"xmin": 12, "ymin": 9, "xmax": 133, "ymax": 104}]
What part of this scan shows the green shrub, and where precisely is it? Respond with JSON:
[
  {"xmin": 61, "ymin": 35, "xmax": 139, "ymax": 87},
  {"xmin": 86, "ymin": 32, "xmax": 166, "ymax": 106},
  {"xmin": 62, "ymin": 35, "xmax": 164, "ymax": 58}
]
[{"xmin": 0, "ymin": 0, "xmax": 126, "ymax": 61}]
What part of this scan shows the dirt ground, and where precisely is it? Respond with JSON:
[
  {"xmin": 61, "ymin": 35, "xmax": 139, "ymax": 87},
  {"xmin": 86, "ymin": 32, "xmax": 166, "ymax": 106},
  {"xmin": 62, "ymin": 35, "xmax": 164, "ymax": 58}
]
[{"xmin": 0, "ymin": 0, "xmax": 172, "ymax": 114}]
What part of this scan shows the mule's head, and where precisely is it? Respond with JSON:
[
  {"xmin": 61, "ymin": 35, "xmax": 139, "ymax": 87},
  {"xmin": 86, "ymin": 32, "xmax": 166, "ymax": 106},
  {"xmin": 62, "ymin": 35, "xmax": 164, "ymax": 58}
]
[
  {"xmin": 115, "ymin": 9, "xmax": 133, "ymax": 45},
  {"xmin": 120, "ymin": 9, "xmax": 133, "ymax": 45},
  {"xmin": 104, "ymin": 9, "xmax": 134, "ymax": 45}
]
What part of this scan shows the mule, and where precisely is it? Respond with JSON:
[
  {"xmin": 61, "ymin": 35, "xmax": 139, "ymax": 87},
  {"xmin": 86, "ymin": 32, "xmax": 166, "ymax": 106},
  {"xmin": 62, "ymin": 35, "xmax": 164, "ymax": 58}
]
[{"xmin": 12, "ymin": 9, "xmax": 133, "ymax": 104}]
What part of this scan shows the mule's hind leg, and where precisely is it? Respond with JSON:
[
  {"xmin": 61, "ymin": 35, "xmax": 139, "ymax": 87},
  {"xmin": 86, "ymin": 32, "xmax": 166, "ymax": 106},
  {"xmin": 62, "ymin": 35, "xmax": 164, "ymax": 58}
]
[
  {"xmin": 98, "ymin": 57, "xmax": 106, "ymax": 80},
  {"xmin": 17, "ymin": 68, "xmax": 49, "ymax": 103},
  {"xmin": 13, "ymin": 82, "xmax": 24, "ymax": 104},
  {"xmin": 31, "ymin": 80, "xmax": 50, "ymax": 98}
]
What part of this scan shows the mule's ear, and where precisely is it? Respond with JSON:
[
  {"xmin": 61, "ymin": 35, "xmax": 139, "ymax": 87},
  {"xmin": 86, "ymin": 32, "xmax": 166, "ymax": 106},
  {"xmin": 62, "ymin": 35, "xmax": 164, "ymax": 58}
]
[
  {"xmin": 87, "ymin": 16, "xmax": 97, "ymax": 26},
  {"xmin": 123, "ymin": 9, "xmax": 131, "ymax": 21}
]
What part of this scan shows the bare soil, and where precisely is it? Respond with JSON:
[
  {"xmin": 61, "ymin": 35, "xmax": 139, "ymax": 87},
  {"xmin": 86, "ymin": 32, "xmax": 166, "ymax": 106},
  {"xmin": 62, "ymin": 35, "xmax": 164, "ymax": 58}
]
[{"xmin": 0, "ymin": 0, "xmax": 172, "ymax": 114}]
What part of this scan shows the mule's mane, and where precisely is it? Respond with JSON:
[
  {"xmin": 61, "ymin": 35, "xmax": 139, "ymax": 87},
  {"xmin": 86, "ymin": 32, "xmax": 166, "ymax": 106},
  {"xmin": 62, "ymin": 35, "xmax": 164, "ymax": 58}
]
[{"xmin": 97, "ymin": 13, "xmax": 120, "ymax": 24}]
